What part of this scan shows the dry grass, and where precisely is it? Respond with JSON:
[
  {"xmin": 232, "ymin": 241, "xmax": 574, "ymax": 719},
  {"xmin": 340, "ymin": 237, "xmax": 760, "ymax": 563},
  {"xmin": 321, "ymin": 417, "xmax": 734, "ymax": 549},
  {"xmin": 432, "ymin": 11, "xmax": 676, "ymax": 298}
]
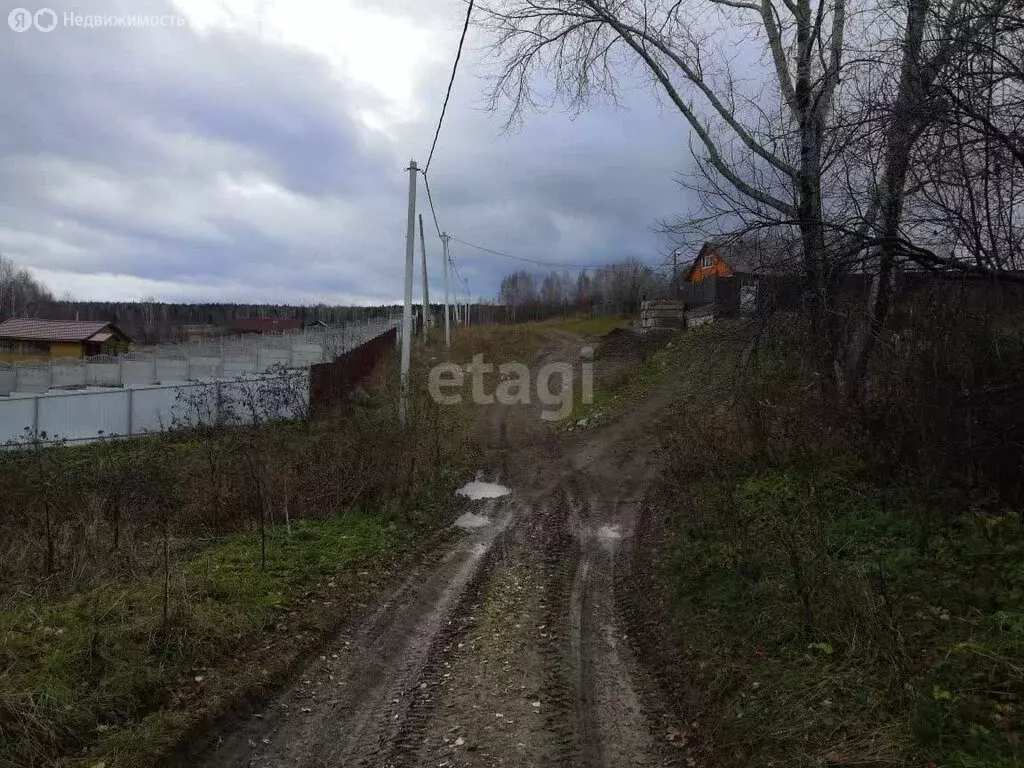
[
  {"xmin": 0, "ymin": 331, "xmax": 490, "ymax": 766},
  {"xmin": 649, "ymin": 305, "xmax": 1024, "ymax": 767}
]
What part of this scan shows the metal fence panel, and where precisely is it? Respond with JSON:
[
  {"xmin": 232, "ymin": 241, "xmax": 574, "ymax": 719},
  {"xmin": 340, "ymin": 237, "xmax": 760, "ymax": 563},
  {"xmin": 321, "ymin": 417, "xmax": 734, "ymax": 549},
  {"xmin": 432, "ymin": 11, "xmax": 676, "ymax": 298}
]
[
  {"xmin": 37, "ymin": 389, "xmax": 129, "ymax": 442},
  {"xmin": 0, "ymin": 396, "xmax": 35, "ymax": 443},
  {"xmin": 0, "ymin": 324, "xmax": 387, "ymax": 447},
  {"xmin": 131, "ymin": 385, "xmax": 182, "ymax": 435}
]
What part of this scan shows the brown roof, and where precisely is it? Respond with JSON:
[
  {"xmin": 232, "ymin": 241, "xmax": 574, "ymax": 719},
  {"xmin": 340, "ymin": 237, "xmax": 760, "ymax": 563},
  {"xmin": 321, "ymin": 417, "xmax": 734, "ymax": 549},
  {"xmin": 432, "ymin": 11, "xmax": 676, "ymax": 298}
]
[
  {"xmin": 689, "ymin": 236, "xmax": 798, "ymax": 278},
  {"xmin": 0, "ymin": 318, "xmax": 132, "ymax": 343},
  {"xmin": 231, "ymin": 317, "xmax": 301, "ymax": 333}
]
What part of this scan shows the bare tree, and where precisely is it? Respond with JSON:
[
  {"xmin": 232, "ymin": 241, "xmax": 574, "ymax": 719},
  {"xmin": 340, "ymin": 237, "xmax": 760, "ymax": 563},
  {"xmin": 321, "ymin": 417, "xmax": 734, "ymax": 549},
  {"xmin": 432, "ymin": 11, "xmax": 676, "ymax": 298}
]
[
  {"xmin": 0, "ymin": 251, "xmax": 54, "ymax": 321},
  {"xmin": 907, "ymin": 4, "xmax": 1024, "ymax": 272},
  {"xmin": 481, "ymin": 0, "xmax": 1018, "ymax": 401},
  {"xmin": 481, "ymin": 0, "xmax": 845, "ymax": 345}
]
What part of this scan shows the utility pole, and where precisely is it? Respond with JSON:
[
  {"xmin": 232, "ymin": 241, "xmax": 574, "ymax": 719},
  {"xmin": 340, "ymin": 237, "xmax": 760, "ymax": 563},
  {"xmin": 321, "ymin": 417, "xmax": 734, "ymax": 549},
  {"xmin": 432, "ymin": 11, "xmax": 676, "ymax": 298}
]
[
  {"xmin": 418, "ymin": 214, "xmax": 431, "ymax": 339},
  {"xmin": 441, "ymin": 232, "xmax": 452, "ymax": 349},
  {"xmin": 399, "ymin": 160, "xmax": 417, "ymax": 426}
]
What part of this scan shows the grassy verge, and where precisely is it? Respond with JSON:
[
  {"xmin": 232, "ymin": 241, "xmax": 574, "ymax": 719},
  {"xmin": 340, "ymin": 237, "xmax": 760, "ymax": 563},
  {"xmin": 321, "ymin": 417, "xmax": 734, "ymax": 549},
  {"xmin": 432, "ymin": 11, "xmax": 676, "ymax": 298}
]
[
  {"xmin": 0, "ymin": 335, "xmax": 491, "ymax": 766},
  {"xmin": 545, "ymin": 315, "xmax": 634, "ymax": 337},
  {"xmin": 565, "ymin": 325, "xmax": 716, "ymax": 427},
  {"xmin": 649, "ymin": 312, "xmax": 1024, "ymax": 767},
  {"xmin": 0, "ymin": 321, "xmax": 552, "ymax": 767},
  {"xmin": 0, "ymin": 515, "xmax": 439, "ymax": 767},
  {"xmin": 658, "ymin": 469, "xmax": 1024, "ymax": 767}
]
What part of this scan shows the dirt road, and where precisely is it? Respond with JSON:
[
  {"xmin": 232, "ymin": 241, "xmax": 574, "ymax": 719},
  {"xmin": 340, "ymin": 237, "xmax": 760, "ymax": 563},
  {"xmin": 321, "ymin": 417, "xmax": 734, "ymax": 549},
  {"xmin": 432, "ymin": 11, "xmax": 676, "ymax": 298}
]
[{"xmin": 191, "ymin": 331, "xmax": 690, "ymax": 767}]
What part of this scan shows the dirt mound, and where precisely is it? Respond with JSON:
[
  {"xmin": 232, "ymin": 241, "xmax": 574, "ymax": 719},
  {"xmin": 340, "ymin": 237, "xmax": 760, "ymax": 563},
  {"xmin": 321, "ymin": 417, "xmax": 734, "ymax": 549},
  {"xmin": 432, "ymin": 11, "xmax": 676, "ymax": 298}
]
[{"xmin": 595, "ymin": 326, "xmax": 673, "ymax": 361}]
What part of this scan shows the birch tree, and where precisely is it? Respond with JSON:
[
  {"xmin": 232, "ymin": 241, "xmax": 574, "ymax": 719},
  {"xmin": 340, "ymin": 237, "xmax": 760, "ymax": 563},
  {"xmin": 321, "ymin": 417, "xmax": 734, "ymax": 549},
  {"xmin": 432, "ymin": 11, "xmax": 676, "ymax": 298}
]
[
  {"xmin": 480, "ymin": 0, "xmax": 1018, "ymax": 400},
  {"xmin": 480, "ymin": 0, "xmax": 847, "ymax": 375}
]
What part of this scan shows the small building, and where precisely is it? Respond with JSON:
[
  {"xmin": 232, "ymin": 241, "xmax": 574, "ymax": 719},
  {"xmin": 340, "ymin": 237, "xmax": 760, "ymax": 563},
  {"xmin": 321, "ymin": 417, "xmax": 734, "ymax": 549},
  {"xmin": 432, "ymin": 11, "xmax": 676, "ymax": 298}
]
[
  {"xmin": 684, "ymin": 237, "xmax": 793, "ymax": 284},
  {"xmin": 679, "ymin": 237, "xmax": 796, "ymax": 320},
  {"xmin": 231, "ymin": 317, "xmax": 302, "ymax": 335},
  {"xmin": 0, "ymin": 318, "xmax": 133, "ymax": 361}
]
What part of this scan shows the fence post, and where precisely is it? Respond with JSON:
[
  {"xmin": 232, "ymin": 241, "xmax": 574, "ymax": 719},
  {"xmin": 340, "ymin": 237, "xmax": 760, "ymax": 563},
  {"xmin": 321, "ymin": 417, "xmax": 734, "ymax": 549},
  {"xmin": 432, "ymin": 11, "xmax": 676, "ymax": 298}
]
[
  {"xmin": 152, "ymin": 355, "xmax": 158, "ymax": 384},
  {"xmin": 32, "ymin": 393, "xmax": 39, "ymax": 440}
]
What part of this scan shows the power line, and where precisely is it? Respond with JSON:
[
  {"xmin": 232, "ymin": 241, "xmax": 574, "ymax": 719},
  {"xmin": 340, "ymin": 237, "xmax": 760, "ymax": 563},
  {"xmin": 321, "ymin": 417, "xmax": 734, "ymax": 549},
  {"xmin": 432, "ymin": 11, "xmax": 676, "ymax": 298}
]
[
  {"xmin": 449, "ymin": 237, "xmax": 613, "ymax": 270},
  {"xmin": 424, "ymin": 0, "xmax": 474, "ymax": 175},
  {"xmin": 421, "ymin": 171, "xmax": 443, "ymax": 239}
]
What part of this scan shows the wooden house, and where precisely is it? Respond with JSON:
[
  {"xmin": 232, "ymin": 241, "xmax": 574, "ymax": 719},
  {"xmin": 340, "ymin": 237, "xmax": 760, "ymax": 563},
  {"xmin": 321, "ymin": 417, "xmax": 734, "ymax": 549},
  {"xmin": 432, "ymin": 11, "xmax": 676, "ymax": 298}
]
[{"xmin": 0, "ymin": 319, "xmax": 133, "ymax": 361}]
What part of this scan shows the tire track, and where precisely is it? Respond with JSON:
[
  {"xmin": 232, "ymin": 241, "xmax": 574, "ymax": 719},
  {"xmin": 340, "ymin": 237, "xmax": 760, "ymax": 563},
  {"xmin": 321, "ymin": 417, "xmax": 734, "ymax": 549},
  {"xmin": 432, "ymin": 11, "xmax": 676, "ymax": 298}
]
[{"xmin": 190, "ymin": 493, "xmax": 518, "ymax": 768}]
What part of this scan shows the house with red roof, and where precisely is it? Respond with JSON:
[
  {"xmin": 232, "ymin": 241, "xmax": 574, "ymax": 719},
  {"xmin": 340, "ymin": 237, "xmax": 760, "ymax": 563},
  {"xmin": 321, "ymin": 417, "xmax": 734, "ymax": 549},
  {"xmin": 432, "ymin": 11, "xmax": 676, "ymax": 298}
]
[{"xmin": 230, "ymin": 317, "xmax": 302, "ymax": 335}]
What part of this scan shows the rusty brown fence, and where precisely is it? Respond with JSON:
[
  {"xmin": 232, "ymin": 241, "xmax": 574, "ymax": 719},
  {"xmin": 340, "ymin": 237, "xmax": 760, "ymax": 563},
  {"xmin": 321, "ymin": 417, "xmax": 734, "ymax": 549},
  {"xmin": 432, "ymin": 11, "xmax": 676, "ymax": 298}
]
[{"xmin": 309, "ymin": 327, "xmax": 397, "ymax": 416}]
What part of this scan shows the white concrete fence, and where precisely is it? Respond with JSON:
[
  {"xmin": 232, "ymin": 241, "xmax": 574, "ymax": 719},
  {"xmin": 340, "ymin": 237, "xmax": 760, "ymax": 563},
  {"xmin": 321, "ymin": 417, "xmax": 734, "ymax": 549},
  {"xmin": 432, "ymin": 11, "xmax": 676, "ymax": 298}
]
[
  {"xmin": 0, "ymin": 373, "xmax": 310, "ymax": 445},
  {"xmin": 0, "ymin": 320, "xmax": 398, "ymax": 446},
  {"xmin": 0, "ymin": 320, "xmax": 398, "ymax": 395}
]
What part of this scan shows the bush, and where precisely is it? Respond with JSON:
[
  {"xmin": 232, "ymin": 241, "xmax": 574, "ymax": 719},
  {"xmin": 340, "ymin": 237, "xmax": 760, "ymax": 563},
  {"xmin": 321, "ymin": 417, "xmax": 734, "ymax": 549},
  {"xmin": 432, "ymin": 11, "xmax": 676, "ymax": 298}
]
[{"xmin": 653, "ymin": 297, "xmax": 1024, "ymax": 767}]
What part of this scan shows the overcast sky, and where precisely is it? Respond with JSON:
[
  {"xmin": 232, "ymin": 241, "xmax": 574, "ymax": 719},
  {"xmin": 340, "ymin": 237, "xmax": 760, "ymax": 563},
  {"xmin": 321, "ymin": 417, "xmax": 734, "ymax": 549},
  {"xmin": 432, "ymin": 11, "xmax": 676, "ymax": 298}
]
[{"xmin": 1, "ymin": 0, "xmax": 694, "ymax": 304}]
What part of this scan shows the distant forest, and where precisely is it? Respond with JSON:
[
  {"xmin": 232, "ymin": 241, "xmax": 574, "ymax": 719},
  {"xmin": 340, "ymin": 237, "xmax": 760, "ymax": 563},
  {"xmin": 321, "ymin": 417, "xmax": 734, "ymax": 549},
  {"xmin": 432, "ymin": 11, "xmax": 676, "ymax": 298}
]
[{"xmin": 36, "ymin": 300, "xmax": 401, "ymax": 343}]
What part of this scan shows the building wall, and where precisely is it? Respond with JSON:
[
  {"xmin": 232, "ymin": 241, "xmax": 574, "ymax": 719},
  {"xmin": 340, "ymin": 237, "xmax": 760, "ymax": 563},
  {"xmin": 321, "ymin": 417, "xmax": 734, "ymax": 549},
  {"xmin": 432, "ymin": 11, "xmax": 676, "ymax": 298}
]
[
  {"xmin": 687, "ymin": 250, "xmax": 735, "ymax": 283},
  {"xmin": 0, "ymin": 351, "xmax": 45, "ymax": 362},
  {"xmin": 50, "ymin": 342, "xmax": 85, "ymax": 359},
  {"xmin": 0, "ymin": 341, "xmax": 85, "ymax": 361}
]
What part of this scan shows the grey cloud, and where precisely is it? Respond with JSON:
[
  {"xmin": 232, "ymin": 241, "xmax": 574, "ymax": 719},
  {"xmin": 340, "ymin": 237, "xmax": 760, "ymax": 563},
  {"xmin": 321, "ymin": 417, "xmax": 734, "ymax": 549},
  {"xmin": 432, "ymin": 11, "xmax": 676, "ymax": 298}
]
[{"xmin": 0, "ymin": 0, "xmax": 697, "ymax": 303}]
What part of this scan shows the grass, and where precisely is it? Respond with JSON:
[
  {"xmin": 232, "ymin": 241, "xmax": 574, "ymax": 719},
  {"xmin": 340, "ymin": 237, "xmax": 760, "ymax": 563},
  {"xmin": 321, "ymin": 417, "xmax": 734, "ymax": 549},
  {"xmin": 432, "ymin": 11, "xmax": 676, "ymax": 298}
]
[
  {"xmin": 643, "ymin": 312, "xmax": 1024, "ymax": 768},
  {"xmin": 0, "ymin": 515, "xmax": 427, "ymax": 767},
  {"xmin": 658, "ymin": 470, "xmax": 1024, "ymax": 767},
  {"xmin": 564, "ymin": 324, "xmax": 722, "ymax": 427},
  {"xmin": 0, "ymin": 321, "xmax": 543, "ymax": 767},
  {"xmin": 545, "ymin": 315, "xmax": 634, "ymax": 337}
]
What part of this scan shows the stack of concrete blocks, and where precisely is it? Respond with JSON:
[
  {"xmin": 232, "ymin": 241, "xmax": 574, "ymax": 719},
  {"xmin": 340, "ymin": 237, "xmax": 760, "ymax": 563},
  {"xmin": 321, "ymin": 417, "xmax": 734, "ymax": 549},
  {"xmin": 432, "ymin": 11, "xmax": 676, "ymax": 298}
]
[{"xmin": 639, "ymin": 300, "xmax": 686, "ymax": 332}]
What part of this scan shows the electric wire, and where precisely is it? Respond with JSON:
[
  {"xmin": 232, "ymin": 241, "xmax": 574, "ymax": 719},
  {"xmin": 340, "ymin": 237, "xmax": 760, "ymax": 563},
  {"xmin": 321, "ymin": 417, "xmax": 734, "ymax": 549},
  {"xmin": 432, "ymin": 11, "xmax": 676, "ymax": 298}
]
[
  {"xmin": 424, "ymin": 0, "xmax": 474, "ymax": 175},
  {"xmin": 449, "ymin": 237, "xmax": 613, "ymax": 270}
]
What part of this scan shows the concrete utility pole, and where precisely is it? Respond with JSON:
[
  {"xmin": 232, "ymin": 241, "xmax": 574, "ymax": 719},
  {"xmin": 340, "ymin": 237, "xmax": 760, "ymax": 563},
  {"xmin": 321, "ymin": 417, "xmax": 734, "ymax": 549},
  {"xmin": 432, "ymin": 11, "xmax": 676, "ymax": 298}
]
[
  {"xmin": 400, "ymin": 160, "xmax": 417, "ymax": 426},
  {"xmin": 418, "ymin": 214, "xmax": 430, "ymax": 339},
  {"xmin": 441, "ymin": 232, "xmax": 452, "ymax": 349}
]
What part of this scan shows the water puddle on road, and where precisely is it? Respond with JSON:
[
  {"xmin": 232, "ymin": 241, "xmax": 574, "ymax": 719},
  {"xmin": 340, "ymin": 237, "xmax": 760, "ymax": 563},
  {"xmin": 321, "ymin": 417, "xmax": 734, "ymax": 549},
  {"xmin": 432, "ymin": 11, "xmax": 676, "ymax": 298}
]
[
  {"xmin": 455, "ymin": 480, "xmax": 512, "ymax": 500},
  {"xmin": 453, "ymin": 512, "xmax": 493, "ymax": 530},
  {"xmin": 453, "ymin": 480, "xmax": 512, "ymax": 530}
]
